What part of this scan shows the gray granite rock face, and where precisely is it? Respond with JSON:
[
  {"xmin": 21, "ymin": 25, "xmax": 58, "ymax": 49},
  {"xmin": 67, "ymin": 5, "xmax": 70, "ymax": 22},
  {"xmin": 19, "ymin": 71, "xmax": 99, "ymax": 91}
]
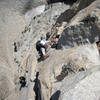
[
  {"xmin": 0, "ymin": 0, "xmax": 100, "ymax": 100},
  {"xmin": 61, "ymin": 69, "xmax": 100, "ymax": 100}
]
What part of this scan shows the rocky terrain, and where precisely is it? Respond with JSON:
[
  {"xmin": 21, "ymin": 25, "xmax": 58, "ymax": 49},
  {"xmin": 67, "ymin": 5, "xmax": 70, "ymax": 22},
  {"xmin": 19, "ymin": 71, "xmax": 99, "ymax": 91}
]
[{"xmin": 0, "ymin": 0, "xmax": 100, "ymax": 100}]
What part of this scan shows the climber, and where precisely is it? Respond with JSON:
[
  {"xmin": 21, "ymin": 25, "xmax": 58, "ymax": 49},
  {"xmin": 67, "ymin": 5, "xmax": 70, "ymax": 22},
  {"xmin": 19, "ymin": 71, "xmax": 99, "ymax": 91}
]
[
  {"xmin": 36, "ymin": 36, "xmax": 58, "ymax": 61},
  {"xmin": 36, "ymin": 36, "xmax": 50, "ymax": 61}
]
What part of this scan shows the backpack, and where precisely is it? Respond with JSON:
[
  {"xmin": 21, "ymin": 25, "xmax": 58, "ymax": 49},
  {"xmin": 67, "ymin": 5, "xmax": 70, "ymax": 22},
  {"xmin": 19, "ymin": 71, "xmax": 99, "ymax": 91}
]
[{"xmin": 36, "ymin": 41, "xmax": 45, "ymax": 52}]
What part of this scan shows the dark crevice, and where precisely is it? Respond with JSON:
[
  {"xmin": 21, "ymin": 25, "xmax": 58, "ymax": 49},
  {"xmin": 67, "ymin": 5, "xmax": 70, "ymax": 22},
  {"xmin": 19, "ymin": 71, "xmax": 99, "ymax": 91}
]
[
  {"xmin": 14, "ymin": 42, "xmax": 17, "ymax": 52},
  {"xmin": 56, "ymin": 63, "xmax": 76, "ymax": 81},
  {"xmin": 47, "ymin": 0, "xmax": 77, "ymax": 4},
  {"xmin": 19, "ymin": 76, "xmax": 27, "ymax": 91},
  {"xmin": 55, "ymin": 0, "xmax": 95, "ymax": 24}
]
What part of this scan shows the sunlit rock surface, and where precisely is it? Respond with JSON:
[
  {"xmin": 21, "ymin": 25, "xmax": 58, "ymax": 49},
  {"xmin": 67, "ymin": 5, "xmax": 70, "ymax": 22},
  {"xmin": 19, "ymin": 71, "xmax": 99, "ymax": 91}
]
[{"xmin": 0, "ymin": 0, "xmax": 100, "ymax": 100}]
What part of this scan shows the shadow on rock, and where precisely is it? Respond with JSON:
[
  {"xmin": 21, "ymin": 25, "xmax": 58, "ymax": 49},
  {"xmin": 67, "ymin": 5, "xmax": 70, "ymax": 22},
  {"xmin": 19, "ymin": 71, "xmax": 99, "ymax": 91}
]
[
  {"xmin": 50, "ymin": 90, "xmax": 61, "ymax": 100},
  {"xmin": 33, "ymin": 72, "xmax": 42, "ymax": 100},
  {"xmin": 21, "ymin": 0, "xmax": 34, "ymax": 14}
]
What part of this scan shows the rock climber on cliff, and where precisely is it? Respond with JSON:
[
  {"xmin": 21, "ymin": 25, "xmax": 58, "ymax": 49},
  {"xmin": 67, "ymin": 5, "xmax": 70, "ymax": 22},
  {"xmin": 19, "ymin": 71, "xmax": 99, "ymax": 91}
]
[
  {"xmin": 36, "ymin": 35, "xmax": 58, "ymax": 61},
  {"xmin": 36, "ymin": 36, "xmax": 50, "ymax": 60}
]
